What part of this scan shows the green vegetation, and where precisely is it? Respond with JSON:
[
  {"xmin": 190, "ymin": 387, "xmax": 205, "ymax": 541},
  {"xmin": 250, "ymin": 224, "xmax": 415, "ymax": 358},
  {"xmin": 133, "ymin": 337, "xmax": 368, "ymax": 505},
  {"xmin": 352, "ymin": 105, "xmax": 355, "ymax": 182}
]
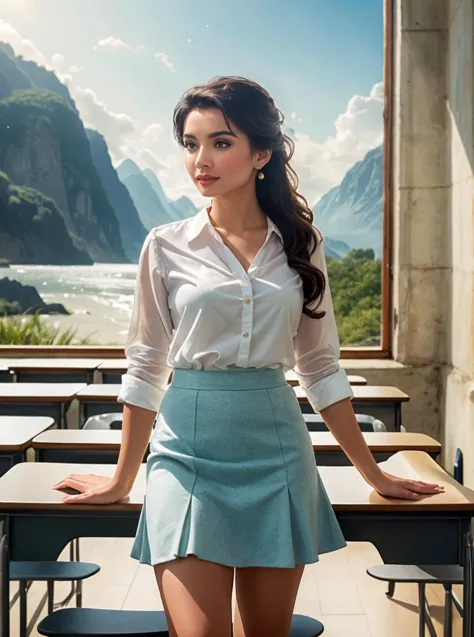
[
  {"xmin": 0, "ymin": 311, "xmax": 95, "ymax": 345},
  {"xmin": 0, "ymin": 89, "xmax": 121, "ymax": 246},
  {"xmin": 327, "ymin": 248, "xmax": 381, "ymax": 347},
  {"xmin": 0, "ymin": 170, "xmax": 92, "ymax": 264}
]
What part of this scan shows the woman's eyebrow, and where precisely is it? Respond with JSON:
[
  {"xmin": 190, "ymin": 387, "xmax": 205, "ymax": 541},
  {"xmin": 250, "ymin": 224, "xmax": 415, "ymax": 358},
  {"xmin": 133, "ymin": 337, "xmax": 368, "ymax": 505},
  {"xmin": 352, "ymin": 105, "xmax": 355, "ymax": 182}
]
[{"xmin": 183, "ymin": 130, "xmax": 238, "ymax": 140}]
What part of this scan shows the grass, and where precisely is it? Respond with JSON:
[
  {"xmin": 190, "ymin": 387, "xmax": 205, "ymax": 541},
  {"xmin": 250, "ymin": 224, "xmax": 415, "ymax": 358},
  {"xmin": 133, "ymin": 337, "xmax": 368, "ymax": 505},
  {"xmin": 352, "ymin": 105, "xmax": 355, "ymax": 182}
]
[{"xmin": 0, "ymin": 311, "xmax": 95, "ymax": 345}]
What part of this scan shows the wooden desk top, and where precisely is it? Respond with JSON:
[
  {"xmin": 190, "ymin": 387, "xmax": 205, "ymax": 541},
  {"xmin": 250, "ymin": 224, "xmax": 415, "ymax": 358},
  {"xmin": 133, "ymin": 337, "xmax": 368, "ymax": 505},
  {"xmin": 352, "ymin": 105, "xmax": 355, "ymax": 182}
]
[
  {"xmin": 32, "ymin": 430, "xmax": 441, "ymax": 455},
  {"xmin": 0, "ymin": 383, "xmax": 87, "ymax": 402},
  {"xmin": 0, "ymin": 416, "xmax": 54, "ymax": 450},
  {"xmin": 33, "ymin": 429, "xmax": 123, "ymax": 450},
  {"xmin": 309, "ymin": 432, "xmax": 441, "ymax": 453},
  {"xmin": 75, "ymin": 385, "xmax": 122, "ymax": 400},
  {"xmin": 294, "ymin": 385, "xmax": 409, "ymax": 403},
  {"xmin": 97, "ymin": 360, "xmax": 128, "ymax": 372},
  {"xmin": 0, "ymin": 452, "xmax": 470, "ymax": 513},
  {"xmin": 285, "ymin": 370, "xmax": 367, "ymax": 386},
  {"xmin": 6, "ymin": 358, "xmax": 104, "ymax": 372}
]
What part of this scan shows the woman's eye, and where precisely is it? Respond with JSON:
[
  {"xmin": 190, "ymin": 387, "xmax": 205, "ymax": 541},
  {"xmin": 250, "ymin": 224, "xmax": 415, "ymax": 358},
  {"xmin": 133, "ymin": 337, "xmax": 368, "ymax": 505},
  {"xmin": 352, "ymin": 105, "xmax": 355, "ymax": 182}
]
[{"xmin": 184, "ymin": 140, "xmax": 230, "ymax": 150}]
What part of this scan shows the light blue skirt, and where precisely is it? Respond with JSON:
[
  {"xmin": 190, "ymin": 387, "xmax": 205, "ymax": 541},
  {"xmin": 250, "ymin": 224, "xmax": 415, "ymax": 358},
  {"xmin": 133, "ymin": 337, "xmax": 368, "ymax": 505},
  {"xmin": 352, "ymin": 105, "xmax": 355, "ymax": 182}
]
[{"xmin": 131, "ymin": 367, "xmax": 347, "ymax": 568}]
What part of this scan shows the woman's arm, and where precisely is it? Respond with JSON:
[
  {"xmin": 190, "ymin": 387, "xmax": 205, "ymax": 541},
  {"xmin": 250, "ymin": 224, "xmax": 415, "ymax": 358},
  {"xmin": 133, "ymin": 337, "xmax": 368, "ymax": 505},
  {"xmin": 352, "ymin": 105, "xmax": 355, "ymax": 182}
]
[
  {"xmin": 53, "ymin": 231, "xmax": 173, "ymax": 504},
  {"xmin": 293, "ymin": 230, "xmax": 444, "ymax": 500},
  {"xmin": 53, "ymin": 403, "xmax": 156, "ymax": 504}
]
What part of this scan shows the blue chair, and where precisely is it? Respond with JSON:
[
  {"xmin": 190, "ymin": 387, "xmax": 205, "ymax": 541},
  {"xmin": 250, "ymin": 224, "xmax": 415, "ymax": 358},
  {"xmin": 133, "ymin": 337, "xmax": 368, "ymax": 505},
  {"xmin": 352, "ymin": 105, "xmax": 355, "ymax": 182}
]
[
  {"xmin": 0, "ymin": 535, "xmax": 8, "ymax": 637},
  {"xmin": 83, "ymin": 413, "xmax": 123, "ymax": 430},
  {"xmin": 303, "ymin": 413, "xmax": 387, "ymax": 432},
  {"xmin": 11, "ymin": 560, "xmax": 100, "ymax": 637},
  {"xmin": 37, "ymin": 610, "xmax": 324, "ymax": 636}
]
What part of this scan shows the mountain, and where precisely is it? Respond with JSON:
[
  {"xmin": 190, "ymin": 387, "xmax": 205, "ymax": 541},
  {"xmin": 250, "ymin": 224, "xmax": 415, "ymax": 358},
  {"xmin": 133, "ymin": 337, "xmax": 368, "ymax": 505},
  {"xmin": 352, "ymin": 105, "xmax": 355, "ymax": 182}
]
[
  {"xmin": 312, "ymin": 145, "xmax": 382, "ymax": 255},
  {"xmin": 170, "ymin": 195, "xmax": 198, "ymax": 220},
  {"xmin": 87, "ymin": 130, "xmax": 147, "ymax": 262},
  {"xmin": 0, "ymin": 43, "xmax": 76, "ymax": 110},
  {"xmin": 117, "ymin": 160, "xmax": 176, "ymax": 230},
  {"xmin": 0, "ymin": 47, "xmax": 33, "ymax": 99},
  {"xmin": 0, "ymin": 171, "xmax": 92, "ymax": 265},
  {"xmin": 323, "ymin": 236, "xmax": 351, "ymax": 260},
  {"xmin": 116, "ymin": 158, "xmax": 141, "ymax": 181},
  {"xmin": 142, "ymin": 168, "xmax": 180, "ymax": 220},
  {"xmin": 0, "ymin": 46, "xmax": 128, "ymax": 263}
]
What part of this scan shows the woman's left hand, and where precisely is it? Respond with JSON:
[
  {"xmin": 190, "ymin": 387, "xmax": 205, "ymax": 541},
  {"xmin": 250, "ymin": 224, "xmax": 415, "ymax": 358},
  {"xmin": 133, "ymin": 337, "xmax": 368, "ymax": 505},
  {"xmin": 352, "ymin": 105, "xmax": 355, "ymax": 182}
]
[{"xmin": 370, "ymin": 470, "xmax": 445, "ymax": 500}]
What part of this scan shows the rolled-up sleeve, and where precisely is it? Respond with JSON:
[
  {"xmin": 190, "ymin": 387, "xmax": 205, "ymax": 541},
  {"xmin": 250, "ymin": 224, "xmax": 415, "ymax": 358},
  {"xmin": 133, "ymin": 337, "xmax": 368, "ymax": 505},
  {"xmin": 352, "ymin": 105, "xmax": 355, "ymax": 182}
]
[
  {"xmin": 292, "ymin": 231, "xmax": 353, "ymax": 412},
  {"xmin": 117, "ymin": 230, "xmax": 173, "ymax": 413}
]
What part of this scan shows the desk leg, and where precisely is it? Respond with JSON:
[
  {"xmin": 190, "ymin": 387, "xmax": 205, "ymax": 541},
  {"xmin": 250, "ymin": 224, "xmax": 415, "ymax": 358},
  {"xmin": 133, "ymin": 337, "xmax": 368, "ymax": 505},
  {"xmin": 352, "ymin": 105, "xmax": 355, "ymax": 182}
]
[
  {"xmin": 394, "ymin": 405, "xmax": 402, "ymax": 432},
  {"xmin": 462, "ymin": 529, "xmax": 473, "ymax": 637},
  {"xmin": 418, "ymin": 583, "xmax": 426, "ymax": 636},
  {"xmin": 1, "ymin": 515, "xmax": 10, "ymax": 637},
  {"xmin": 60, "ymin": 402, "xmax": 67, "ymax": 429}
]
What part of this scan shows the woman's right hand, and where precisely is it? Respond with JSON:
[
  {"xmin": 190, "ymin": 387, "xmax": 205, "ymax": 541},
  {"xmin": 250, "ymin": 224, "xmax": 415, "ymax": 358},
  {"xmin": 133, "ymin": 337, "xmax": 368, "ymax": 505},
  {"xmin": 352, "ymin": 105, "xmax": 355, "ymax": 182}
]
[{"xmin": 52, "ymin": 473, "xmax": 131, "ymax": 505}]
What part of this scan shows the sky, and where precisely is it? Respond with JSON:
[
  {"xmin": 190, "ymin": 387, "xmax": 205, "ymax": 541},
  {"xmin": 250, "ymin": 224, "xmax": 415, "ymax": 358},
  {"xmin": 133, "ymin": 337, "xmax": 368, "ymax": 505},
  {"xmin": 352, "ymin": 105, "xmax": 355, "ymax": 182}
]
[{"xmin": 0, "ymin": 0, "xmax": 384, "ymax": 207}]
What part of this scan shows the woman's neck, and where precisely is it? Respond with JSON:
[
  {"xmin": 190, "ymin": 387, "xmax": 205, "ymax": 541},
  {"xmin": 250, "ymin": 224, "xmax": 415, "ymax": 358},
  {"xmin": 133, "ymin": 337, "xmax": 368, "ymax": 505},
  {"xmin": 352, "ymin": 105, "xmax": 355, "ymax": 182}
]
[{"xmin": 208, "ymin": 190, "xmax": 267, "ymax": 235}]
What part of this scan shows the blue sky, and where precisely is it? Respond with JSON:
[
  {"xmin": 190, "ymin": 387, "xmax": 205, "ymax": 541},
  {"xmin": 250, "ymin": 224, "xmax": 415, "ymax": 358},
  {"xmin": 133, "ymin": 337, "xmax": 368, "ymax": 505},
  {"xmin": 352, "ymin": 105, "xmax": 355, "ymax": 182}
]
[{"xmin": 0, "ymin": 0, "xmax": 384, "ymax": 205}]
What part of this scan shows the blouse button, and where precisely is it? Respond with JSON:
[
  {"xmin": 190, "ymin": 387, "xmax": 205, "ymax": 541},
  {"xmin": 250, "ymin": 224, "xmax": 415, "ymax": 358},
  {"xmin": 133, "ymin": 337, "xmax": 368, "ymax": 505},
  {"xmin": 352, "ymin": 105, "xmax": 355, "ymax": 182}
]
[
  {"xmin": 243, "ymin": 332, "xmax": 249, "ymax": 338},
  {"xmin": 244, "ymin": 298, "xmax": 251, "ymax": 304}
]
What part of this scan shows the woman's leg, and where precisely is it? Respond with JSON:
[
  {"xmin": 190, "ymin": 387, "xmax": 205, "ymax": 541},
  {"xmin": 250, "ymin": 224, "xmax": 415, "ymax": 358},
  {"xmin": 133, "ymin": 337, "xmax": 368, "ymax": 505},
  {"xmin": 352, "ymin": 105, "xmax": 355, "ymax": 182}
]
[
  {"xmin": 232, "ymin": 564, "xmax": 305, "ymax": 637},
  {"xmin": 154, "ymin": 554, "xmax": 234, "ymax": 637}
]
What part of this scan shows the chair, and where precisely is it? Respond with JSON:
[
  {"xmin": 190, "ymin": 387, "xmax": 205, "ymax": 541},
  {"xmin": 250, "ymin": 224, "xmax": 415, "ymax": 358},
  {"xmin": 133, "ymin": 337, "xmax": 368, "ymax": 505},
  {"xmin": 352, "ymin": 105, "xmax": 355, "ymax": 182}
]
[
  {"xmin": 367, "ymin": 564, "xmax": 463, "ymax": 637},
  {"xmin": 11, "ymin": 560, "xmax": 100, "ymax": 637},
  {"xmin": 0, "ymin": 535, "xmax": 8, "ymax": 637},
  {"xmin": 83, "ymin": 413, "xmax": 123, "ymax": 430},
  {"xmin": 366, "ymin": 449, "xmax": 468, "ymax": 637},
  {"xmin": 37, "ymin": 610, "xmax": 324, "ymax": 636},
  {"xmin": 303, "ymin": 413, "xmax": 387, "ymax": 432}
]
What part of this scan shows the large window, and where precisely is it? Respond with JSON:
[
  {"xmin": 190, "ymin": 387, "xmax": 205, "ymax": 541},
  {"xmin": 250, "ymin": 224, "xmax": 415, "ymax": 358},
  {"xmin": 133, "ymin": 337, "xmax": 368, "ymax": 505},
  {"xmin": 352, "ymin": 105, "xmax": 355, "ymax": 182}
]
[{"xmin": 0, "ymin": 0, "xmax": 391, "ymax": 356}]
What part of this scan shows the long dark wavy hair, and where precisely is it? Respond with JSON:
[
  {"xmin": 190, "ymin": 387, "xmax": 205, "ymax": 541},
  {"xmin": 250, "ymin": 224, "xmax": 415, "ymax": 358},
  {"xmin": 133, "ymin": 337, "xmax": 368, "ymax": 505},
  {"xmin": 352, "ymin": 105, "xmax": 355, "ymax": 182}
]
[{"xmin": 173, "ymin": 76, "xmax": 326, "ymax": 319}]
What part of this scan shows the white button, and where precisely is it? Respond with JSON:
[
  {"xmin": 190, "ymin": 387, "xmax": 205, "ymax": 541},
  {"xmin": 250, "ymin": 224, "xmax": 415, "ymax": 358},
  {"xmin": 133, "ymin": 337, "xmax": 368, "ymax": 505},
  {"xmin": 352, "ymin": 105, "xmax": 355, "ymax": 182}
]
[
  {"xmin": 243, "ymin": 332, "xmax": 249, "ymax": 338},
  {"xmin": 244, "ymin": 298, "xmax": 251, "ymax": 304}
]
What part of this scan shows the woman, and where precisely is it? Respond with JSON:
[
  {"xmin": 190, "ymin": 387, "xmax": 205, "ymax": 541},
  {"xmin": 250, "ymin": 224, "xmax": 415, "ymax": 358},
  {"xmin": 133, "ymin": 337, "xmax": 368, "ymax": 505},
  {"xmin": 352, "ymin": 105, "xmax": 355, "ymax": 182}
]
[{"xmin": 53, "ymin": 76, "xmax": 444, "ymax": 637}]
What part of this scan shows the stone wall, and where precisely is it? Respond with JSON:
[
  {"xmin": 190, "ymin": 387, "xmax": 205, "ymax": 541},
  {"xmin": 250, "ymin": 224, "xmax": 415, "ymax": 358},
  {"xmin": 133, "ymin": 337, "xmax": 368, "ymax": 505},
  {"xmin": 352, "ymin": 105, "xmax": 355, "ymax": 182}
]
[
  {"xmin": 387, "ymin": 0, "xmax": 474, "ymax": 486},
  {"xmin": 442, "ymin": 0, "xmax": 474, "ymax": 487}
]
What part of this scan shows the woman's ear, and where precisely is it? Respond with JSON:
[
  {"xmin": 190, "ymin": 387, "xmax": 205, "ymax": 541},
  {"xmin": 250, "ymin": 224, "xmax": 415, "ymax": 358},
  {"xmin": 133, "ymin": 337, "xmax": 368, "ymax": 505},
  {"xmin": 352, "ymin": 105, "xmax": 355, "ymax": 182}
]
[{"xmin": 255, "ymin": 149, "xmax": 272, "ymax": 170}]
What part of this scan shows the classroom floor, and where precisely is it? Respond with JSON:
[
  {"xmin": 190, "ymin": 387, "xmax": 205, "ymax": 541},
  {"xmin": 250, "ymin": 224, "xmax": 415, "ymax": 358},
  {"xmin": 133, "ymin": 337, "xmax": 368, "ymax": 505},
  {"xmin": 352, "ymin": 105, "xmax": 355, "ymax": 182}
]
[{"xmin": 9, "ymin": 539, "xmax": 463, "ymax": 637}]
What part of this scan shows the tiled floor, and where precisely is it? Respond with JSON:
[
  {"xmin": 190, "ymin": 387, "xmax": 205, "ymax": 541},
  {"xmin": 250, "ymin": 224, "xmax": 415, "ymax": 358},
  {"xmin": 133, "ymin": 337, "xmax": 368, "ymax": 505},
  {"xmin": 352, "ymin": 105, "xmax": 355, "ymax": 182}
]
[{"xmin": 8, "ymin": 539, "xmax": 463, "ymax": 636}]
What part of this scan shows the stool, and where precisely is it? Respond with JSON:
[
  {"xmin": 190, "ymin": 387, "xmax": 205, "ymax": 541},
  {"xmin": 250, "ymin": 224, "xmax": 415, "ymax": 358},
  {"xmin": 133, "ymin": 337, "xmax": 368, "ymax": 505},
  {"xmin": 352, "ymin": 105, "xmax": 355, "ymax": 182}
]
[
  {"xmin": 367, "ymin": 564, "xmax": 463, "ymax": 637},
  {"xmin": 11, "ymin": 561, "xmax": 100, "ymax": 637},
  {"xmin": 83, "ymin": 413, "xmax": 123, "ymax": 430},
  {"xmin": 303, "ymin": 413, "xmax": 387, "ymax": 432},
  {"xmin": 38, "ymin": 610, "xmax": 324, "ymax": 636}
]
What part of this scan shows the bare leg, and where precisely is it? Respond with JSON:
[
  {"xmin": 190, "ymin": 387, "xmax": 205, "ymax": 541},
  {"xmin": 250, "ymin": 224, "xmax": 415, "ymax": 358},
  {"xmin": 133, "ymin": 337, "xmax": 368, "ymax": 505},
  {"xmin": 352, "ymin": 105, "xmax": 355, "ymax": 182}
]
[
  {"xmin": 233, "ymin": 564, "xmax": 305, "ymax": 637},
  {"xmin": 154, "ymin": 554, "xmax": 234, "ymax": 637}
]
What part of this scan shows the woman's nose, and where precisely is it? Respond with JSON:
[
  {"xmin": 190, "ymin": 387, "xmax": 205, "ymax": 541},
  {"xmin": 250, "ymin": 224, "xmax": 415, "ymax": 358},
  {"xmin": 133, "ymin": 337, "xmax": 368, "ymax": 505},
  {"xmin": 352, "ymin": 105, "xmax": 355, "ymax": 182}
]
[{"xmin": 196, "ymin": 148, "xmax": 212, "ymax": 169}]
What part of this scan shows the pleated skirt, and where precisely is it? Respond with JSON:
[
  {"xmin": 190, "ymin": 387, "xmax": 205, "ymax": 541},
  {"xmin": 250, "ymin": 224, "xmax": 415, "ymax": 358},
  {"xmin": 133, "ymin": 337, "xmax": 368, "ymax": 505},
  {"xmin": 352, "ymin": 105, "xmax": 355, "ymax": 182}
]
[{"xmin": 131, "ymin": 367, "xmax": 347, "ymax": 568}]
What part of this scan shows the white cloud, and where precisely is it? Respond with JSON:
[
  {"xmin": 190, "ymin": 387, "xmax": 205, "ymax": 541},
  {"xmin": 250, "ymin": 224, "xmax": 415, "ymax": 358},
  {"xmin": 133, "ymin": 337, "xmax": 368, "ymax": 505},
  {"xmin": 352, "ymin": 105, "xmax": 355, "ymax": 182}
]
[
  {"xmin": 68, "ymin": 64, "xmax": 84, "ymax": 74},
  {"xmin": 141, "ymin": 123, "xmax": 163, "ymax": 143},
  {"xmin": 154, "ymin": 52, "xmax": 175, "ymax": 72},
  {"xmin": 50, "ymin": 53, "xmax": 65, "ymax": 70},
  {"xmin": 63, "ymin": 81, "xmax": 136, "ymax": 158},
  {"xmin": 292, "ymin": 81, "xmax": 384, "ymax": 206},
  {"xmin": 0, "ymin": 18, "xmax": 48, "ymax": 66},
  {"xmin": 93, "ymin": 36, "xmax": 145, "ymax": 53}
]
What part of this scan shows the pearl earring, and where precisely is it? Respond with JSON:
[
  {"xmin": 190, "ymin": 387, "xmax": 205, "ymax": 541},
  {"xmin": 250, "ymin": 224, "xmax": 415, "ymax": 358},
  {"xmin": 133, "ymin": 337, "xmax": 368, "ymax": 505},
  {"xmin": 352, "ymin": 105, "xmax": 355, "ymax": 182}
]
[{"xmin": 257, "ymin": 171, "xmax": 265, "ymax": 180}]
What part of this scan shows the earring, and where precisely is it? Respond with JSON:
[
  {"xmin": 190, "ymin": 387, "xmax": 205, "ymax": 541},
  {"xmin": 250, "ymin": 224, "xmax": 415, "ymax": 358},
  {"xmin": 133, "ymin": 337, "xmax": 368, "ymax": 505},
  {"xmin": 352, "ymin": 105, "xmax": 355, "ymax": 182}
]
[{"xmin": 257, "ymin": 171, "xmax": 265, "ymax": 180}]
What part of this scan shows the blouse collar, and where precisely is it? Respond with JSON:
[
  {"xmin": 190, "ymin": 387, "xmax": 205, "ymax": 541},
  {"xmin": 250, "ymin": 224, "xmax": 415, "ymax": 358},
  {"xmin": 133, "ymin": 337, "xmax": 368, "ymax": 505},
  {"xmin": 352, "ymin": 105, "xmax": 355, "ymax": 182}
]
[{"xmin": 187, "ymin": 206, "xmax": 284, "ymax": 244}]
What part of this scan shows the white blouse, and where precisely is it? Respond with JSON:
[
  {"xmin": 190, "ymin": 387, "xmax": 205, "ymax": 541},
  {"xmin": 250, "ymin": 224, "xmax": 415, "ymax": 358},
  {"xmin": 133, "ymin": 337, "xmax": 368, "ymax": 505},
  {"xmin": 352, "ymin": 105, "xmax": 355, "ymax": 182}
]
[{"xmin": 117, "ymin": 206, "xmax": 353, "ymax": 414}]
